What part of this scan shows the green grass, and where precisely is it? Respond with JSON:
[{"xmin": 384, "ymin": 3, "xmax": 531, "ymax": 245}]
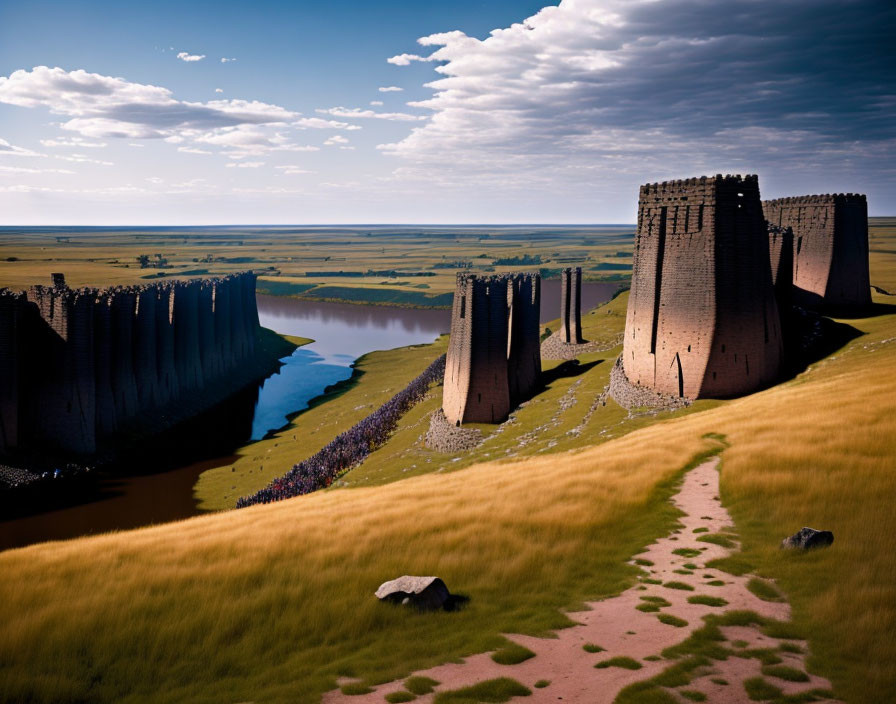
[
  {"xmin": 533, "ymin": 680, "xmax": 549, "ymax": 689},
  {"xmin": 696, "ymin": 534, "xmax": 737, "ymax": 549},
  {"xmin": 762, "ymin": 665, "xmax": 810, "ymax": 683},
  {"xmin": 634, "ymin": 558, "xmax": 654, "ymax": 566},
  {"xmin": 779, "ymin": 642, "xmax": 803, "ymax": 654},
  {"xmin": 687, "ymin": 595, "xmax": 728, "ymax": 607},
  {"xmin": 340, "ymin": 683, "xmax": 374, "ymax": 695},
  {"xmin": 743, "ymin": 676, "xmax": 782, "ymax": 701},
  {"xmin": 386, "ymin": 692, "xmax": 417, "ymax": 703},
  {"xmin": 705, "ymin": 555, "xmax": 753, "ymax": 576},
  {"xmin": 692, "ymin": 527, "xmax": 709, "ymax": 533},
  {"xmin": 683, "ymin": 563, "xmax": 699, "ymax": 569},
  {"xmin": 663, "ymin": 581, "xmax": 695, "ymax": 591},
  {"xmin": 705, "ymin": 580, "xmax": 725, "ymax": 587},
  {"xmin": 679, "ymin": 691, "xmax": 707, "ymax": 702},
  {"xmin": 405, "ymin": 677, "xmax": 440, "ymax": 695},
  {"xmin": 490, "ymin": 643, "xmax": 535, "ymax": 665},
  {"xmin": 595, "ymin": 656, "xmax": 643, "ymax": 670},
  {"xmin": 636, "ymin": 603, "xmax": 661, "ymax": 612},
  {"xmin": 673, "ymin": 569, "xmax": 694, "ymax": 575},
  {"xmin": 640, "ymin": 596, "xmax": 672, "ymax": 606},
  {"xmin": 672, "ymin": 548, "xmax": 702, "ymax": 558},
  {"xmin": 433, "ymin": 678, "xmax": 531, "ymax": 704},
  {"xmin": 582, "ymin": 643, "xmax": 605, "ymax": 653},
  {"xmin": 656, "ymin": 613, "xmax": 688, "ymax": 627},
  {"xmin": 710, "ymin": 678, "xmax": 728, "ymax": 685},
  {"xmin": 747, "ymin": 578, "xmax": 785, "ymax": 602}
]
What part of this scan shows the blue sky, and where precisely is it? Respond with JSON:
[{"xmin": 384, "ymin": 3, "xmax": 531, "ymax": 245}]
[{"xmin": 0, "ymin": 0, "xmax": 893, "ymax": 224}]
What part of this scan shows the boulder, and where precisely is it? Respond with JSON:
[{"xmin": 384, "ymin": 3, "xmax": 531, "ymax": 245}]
[
  {"xmin": 780, "ymin": 527, "xmax": 834, "ymax": 550},
  {"xmin": 375, "ymin": 576, "xmax": 450, "ymax": 611}
]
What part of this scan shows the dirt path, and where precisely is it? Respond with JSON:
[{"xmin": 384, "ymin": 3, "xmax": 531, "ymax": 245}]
[{"xmin": 326, "ymin": 458, "xmax": 840, "ymax": 703}]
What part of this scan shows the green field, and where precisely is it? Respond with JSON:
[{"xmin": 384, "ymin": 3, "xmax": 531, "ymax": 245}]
[
  {"xmin": 0, "ymin": 226, "xmax": 634, "ymax": 306},
  {"xmin": 0, "ymin": 220, "xmax": 894, "ymax": 703}
]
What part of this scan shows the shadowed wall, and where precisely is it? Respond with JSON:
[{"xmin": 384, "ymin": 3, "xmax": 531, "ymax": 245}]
[{"xmin": 623, "ymin": 175, "xmax": 782, "ymax": 399}]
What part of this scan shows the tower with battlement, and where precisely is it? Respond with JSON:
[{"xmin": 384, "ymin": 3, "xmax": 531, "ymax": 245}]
[
  {"xmin": 763, "ymin": 194, "xmax": 870, "ymax": 309},
  {"xmin": 443, "ymin": 272, "xmax": 542, "ymax": 426},
  {"xmin": 560, "ymin": 267, "xmax": 583, "ymax": 344},
  {"xmin": 623, "ymin": 174, "xmax": 782, "ymax": 399}
]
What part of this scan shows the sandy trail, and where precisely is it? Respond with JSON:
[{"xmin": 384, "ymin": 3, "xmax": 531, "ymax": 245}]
[{"xmin": 326, "ymin": 458, "xmax": 839, "ymax": 703}]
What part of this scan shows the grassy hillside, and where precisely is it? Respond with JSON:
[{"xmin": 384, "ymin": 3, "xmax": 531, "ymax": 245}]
[{"xmin": 0, "ymin": 222, "xmax": 893, "ymax": 703}]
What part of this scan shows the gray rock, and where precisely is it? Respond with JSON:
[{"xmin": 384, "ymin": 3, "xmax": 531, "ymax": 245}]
[
  {"xmin": 780, "ymin": 527, "xmax": 834, "ymax": 550},
  {"xmin": 375, "ymin": 576, "xmax": 450, "ymax": 611}
]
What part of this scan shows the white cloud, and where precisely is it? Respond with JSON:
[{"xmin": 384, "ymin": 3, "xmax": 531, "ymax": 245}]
[
  {"xmin": 0, "ymin": 138, "xmax": 45, "ymax": 158},
  {"xmin": 177, "ymin": 52, "xmax": 206, "ymax": 62},
  {"xmin": 0, "ymin": 165, "xmax": 75, "ymax": 174},
  {"xmin": 40, "ymin": 136, "xmax": 106, "ymax": 148},
  {"xmin": 54, "ymin": 153, "xmax": 113, "ymax": 165},
  {"xmin": 177, "ymin": 146, "xmax": 212, "ymax": 154},
  {"xmin": 128, "ymin": 143, "xmax": 144, "ymax": 147},
  {"xmin": 215, "ymin": 88, "xmax": 223, "ymax": 93},
  {"xmin": 324, "ymin": 135, "xmax": 349, "ymax": 146},
  {"xmin": 221, "ymin": 57, "xmax": 237, "ymax": 63},
  {"xmin": 317, "ymin": 107, "xmax": 426, "ymax": 122},
  {"xmin": 226, "ymin": 161, "xmax": 264, "ymax": 168},
  {"xmin": 145, "ymin": 176, "xmax": 164, "ymax": 184},
  {"xmin": 378, "ymin": 86, "xmax": 403, "ymax": 92},
  {"xmin": 0, "ymin": 67, "xmax": 297, "ymax": 140},
  {"xmin": 370, "ymin": 100, "xmax": 383, "ymax": 106},
  {"xmin": 275, "ymin": 165, "xmax": 312, "ymax": 175},
  {"xmin": 386, "ymin": 54, "xmax": 430, "ymax": 66},
  {"xmin": 292, "ymin": 117, "xmax": 362, "ymax": 131}
]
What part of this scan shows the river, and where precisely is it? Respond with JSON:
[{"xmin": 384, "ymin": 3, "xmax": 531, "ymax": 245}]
[{"xmin": 0, "ymin": 280, "xmax": 618, "ymax": 552}]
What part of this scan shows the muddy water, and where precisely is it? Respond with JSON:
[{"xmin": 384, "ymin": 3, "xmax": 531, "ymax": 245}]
[{"xmin": 0, "ymin": 281, "xmax": 618, "ymax": 552}]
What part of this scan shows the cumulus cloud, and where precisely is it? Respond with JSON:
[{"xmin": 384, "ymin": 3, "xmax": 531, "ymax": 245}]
[
  {"xmin": 0, "ymin": 67, "xmax": 297, "ymax": 141},
  {"xmin": 317, "ymin": 107, "xmax": 426, "ymax": 122},
  {"xmin": 324, "ymin": 135, "xmax": 349, "ymax": 146},
  {"xmin": 177, "ymin": 52, "xmax": 205, "ymax": 62},
  {"xmin": 370, "ymin": 100, "xmax": 383, "ymax": 106},
  {"xmin": 0, "ymin": 165, "xmax": 75, "ymax": 174},
  {"xmin": 378, "ymin": 86, "xmax": 403, "ymax": 92},
  {"xmin": 382, "ymin": 0, "xmax": 896, "ymax": 203},
  {"xmin": 177, "ymin": 146, "xmax": 212, "ymax": 154},
  {"xmin": 226, "ymin": 161, "xmax": 264, "ymax": 168},
  {"xmin": 215, "ymin": 88, "xmax": 224, "ymax": 93},
  {"xmin": 220, "ymin": 57, "xmax": 237, "ymax": 63},
  {"xmin": 275, "ymin": 165, "xmax": 312, "ymax": 175},
  {"xmin": 292, "ymin": 116, "xmax": 362, "ymax": 131},
  {"xmin": 55, "ymin": 153, "xmax": 114, "ymax": 165},
  {"xmin": 40, "ymin": 136, "xmax": 106, "ymax": 148}
]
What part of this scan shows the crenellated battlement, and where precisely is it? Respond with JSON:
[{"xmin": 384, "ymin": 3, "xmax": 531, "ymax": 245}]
[{"xmin": 0, "ymin": 272, "xmax": 260, "ymax": 456}]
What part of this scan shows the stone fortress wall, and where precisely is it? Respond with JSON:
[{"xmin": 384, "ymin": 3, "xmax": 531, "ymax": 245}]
[
  {"xmin": 560, "ymin": 267, "xmax": 583, "ymax": 344},
  {"xmin": 0, "ymin": 272, "xmax": 259, "ymax": 456},
  {"xmin": 623, "ymin": 175, "xmax": 783, "ymax": 399},
  {"xmin": 442, "ymin": 272, "xmax": 541, "ymax": 425},
  {"xmin": 763, "ymin": 194, "xmax": 870, "ymax": 309},
  {"xmin": 767, "ymin": 223, "xmax": 794, "ymax": 318}
]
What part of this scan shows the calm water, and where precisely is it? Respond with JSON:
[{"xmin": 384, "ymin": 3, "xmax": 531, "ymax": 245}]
[{"xmin": 0, "ymin": 280, "xmax": 617, "ymax": 552}]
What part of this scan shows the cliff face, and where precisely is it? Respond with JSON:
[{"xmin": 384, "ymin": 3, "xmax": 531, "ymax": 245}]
[
  {"xmin": 0, "ymin": 272, "xmax": 260, "ymax": 457},
  {"xmin": 443, "ymin": 272, "xmax": 541, "ymax": 426},
  {"xmin": 763, "ymin": 194, "xmax": 870, "ymax": 309},
  {"xmin": 623, "ymin": 175, "xmax": 783, "ymax": 399}
]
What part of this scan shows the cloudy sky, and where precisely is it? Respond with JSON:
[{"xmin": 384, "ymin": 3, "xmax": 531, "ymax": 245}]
[{"xmin": 0, "ymin": 0, "xmax": 893, "ymax": 224}]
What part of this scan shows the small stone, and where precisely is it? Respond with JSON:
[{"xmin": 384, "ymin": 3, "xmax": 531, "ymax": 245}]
[
  {"xmin": 780, "ymin": 527, "xmax": 834, "ymax": 550},
  {"xmin": 375, "ymin": 576, "xmax": 451, "ymax": 611}
]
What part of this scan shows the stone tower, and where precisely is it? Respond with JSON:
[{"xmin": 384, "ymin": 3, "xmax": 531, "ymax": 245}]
[
  {"xmin": 507, "ymin": 273, "xmax": 541, "ymax": 406},
  {"xmin": 763, "ymin": 194, "xmax": 870, "ymax": 309},
  {"xmin": 560, "ymin": 267, "xmax": 584, "ymax": 344},
  {"xmin": 768, "ymin": 223, "xmax": 794, "ymax": 321},
  {"xmin": 623, "ymin": 175, "xmax": 782, "ymax": 399},
  {"xmin": 0, "ymin": 290, "xmax": 23, "ymax": 453}
]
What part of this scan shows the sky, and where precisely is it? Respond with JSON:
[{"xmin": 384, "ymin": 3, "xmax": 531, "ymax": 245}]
[{"xmin": 0, "ymin": 0, "xmax": 893, "ymax": 225}]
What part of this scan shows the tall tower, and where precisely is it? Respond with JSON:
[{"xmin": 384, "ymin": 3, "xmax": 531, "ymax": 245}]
[
  {"xmin": 623, "ymin": 175, "xmax": 782, "ymax": 399},
  {"xmin": 443, "ymin": 274, "xmax": 511, "ymax": 425},
  {"xmin": 560, "ymin": 267, "xmax": 583, "ymax": 344},
  {"xmin": 763, "ymin": 194, "xmax": 870, "ymax": 309},
  {"xmin": 768, "ymin": 224, "xmax": 794, "ymax": 321},
  {"xmin": 0, "ymin": 290, "xmax": 23, "ymax": 453},
  {"xmin": 507, "ymin": 273, "xmax": 541, "ymax": 405}
]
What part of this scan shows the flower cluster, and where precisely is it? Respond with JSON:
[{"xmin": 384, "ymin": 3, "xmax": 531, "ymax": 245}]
[{"xmin": 236, "ymin": 354, "xmax": 446, "ymax": 507}]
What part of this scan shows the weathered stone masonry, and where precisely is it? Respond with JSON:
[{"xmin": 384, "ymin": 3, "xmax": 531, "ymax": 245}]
[
  {"xmin": 763, "ymin": 193, "xmax": 870, "ymax": 309},
  {"xmin": 623, "ymin": 175, "xmax": 782, "ymax": 399},
  {"xmin": 560, "ymin": 267, "xmax": 584, "ymax": 344},
  {"xmin": 0, "ymin": 272, "xmax": 259, "ymax": 456},
  {"xmin": 442, "ymin": 272, "xmax": 541, "ymax": 426}
]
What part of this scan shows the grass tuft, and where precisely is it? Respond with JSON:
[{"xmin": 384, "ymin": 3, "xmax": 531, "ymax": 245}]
[
  {"xmin": 747, "ymin": 578, "xmax": 785, "ymax": 602},
  {"xmin": 687, "ymin": 595, "xmax": 728, "ymax": 607},
  {"xmin": 743, "ymin": 676, "xmax": 782, "ymax": 701},
  {"xmin": 692, "ymin": 527, "xmax": 709, "ymax": 534},
  {"xmin": 663, "ymin": 581, "xmax": 695, "ymax": 591},
  {"xmin": 672, "ymin": 548, "xmax": 702, "ymax": 558},
  {"xmin": 637, "ymin": 602, "xmax": 661, "ymax": 612},
  {"xmin": 657, "ymin": 613, "xmax": 688, "ymax": 627},
  {"xmin": 595, "ymin": 656, "xmax": 643, "ymax": 670},
  {"xmin": 386, "ymin": 692, "xmax": 417, "ymax": 703},
  {"xmin": 433, "ymin": 677, "xmax": 531, "ymax": 703},
  {"xmin": 582, "ymin": 643, "xmax": 605, "ymax": 653},
  {"xmin": 405, "ymin": 677, "xmax": 440, "ymax": 695},
  {"xmin": 680, "ymin": 691, "xmax": 707, "ymax": 702},
  {"xmin": 341, "ymin": 683, "xmax": 374, "ymax": 695},
  {"xmin": 641, "ymin": 596, "xmax": 672, "ymax": 606},
  {"xmin": 705, "ymin": 555, "xmax": 753, "ymax": 576},
  {"xmin": 634, "ymin": 558, "xmax": 654, "ymax": 566},
  {"xmin": 533, "ymin": 680, "xmax": 550, "ymax": 689},
  {"xmin": 779, "ymin": 642, "xmax": 803, "ymax": 654},
  {"xmin": 762, "ymin": 664, "xmax": 810, "ymax": 683},
  {"xmin": 491, "ymin": 643, "xmax": 535, "ymax": 666},
  {"xmin": 696, "ymin": 534, "xmax": 736, "ymax": 549}
]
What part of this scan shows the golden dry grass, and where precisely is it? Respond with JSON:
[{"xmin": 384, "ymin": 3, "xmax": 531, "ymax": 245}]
[{"xmin": 0, "ymin": 221, "xmax": 893, "ymax": 703}]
